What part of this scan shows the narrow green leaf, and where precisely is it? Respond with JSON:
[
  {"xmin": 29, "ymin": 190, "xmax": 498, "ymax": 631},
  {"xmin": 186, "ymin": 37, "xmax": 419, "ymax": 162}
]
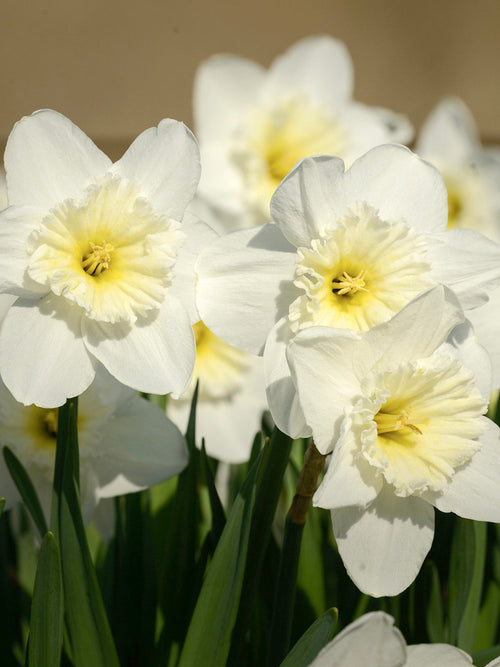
[
  {"xmin": 27, "ymin": 532, "xmax": 63, "ymax": 667},
  {"xmin": 51, "ymin": 398, "xmax": 119, "ymax": 667},
  {"xmin": 0, "ymin": 498, "xmax": 5, "ymax": 516},
  {"xmin": 473, "ymin": 580, "xmax": 500, "ymax": 652},
  {"xmin": 200, "ymin": 439, "xmax": 226, "ymax": 543},
  {"xmin": 178, "ymin": 451, "xmax": 262, "ymax": 667},
  {"xmin": 3, "ymin": 446, "xmax": 48, "ymax": 538},
  {"xmin": 448, "ymin": 518, "xmax": 479, "ymax": 646},
  {"xmin": 279, "ymin": 608, "xmax": 338, "ymax": 667},
  {"xmin": 424, "ymin": 561, "xmax": 445, "ymax": 643},
  {"xmin": 297, "ymin": 506, "xmax": 325, "ymax": 616},
  {"xmin": 473, "ymin": 645, "xmax": 500, "ymax": 667},
  {"xmin": 457, "ymin": 521, "xmax": 487, "ymax": 652}
]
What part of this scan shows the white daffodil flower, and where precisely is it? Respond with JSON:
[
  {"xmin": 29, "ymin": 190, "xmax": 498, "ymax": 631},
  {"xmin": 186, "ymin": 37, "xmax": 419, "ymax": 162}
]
[
  {"xmin": 193, "ymin": 35, "xmax": 412, "ymax": 231},
  {"xmin": 0, "ymin": 109, "xmax": 217, "ymax": 408},
  {"xmin": 0, "ymin": 368, "xmax": 188, "ymax": 523},
  {"xmin": 286, "ymin": 287, "xmax": 500, "ymax": 596},
  {"xmin": 196, "ymin": 145, "xmax": 500, "ymax": 438},
  {"xmin": 307, "ymin": 611, "xmax": 498, "ymax": 666},
  {"xmin": 167, "ymin": 320, "xmax": 267, "ymax": 463},
  {"xmin": 416, "ymin": 98, "xmax": 500, "ymax": 387}
]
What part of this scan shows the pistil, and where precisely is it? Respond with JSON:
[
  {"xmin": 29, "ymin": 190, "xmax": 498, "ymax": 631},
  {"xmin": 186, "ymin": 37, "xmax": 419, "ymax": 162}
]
[
  {"xmin": 331, "ymin": 269, "xmax": 368, "ymax": 296},
  {"xmin": 82, "ymin": 241, "xmax": 114, "ymax": 276}
]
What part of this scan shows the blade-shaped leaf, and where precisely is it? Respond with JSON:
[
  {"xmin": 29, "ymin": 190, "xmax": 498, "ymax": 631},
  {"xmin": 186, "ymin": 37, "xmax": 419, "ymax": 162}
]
[
  {"xmin": 178, "ymin": 451, "xmax": 262, "ymax": 667},
  {"xmin": 279, "ymin": 608, "xmax": 338, "ymax": 667},
  {"xmin": 27, "ymin": 532, "xmax": 63, "ymax": 667},
  {"xmin": 3, "ymin": 446, "xmax": 47, "ymax": 538}
]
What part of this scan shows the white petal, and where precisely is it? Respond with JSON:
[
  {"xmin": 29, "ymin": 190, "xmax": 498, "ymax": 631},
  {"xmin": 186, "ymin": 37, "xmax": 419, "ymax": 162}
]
[
  {"xmin": 170, "ymin": 212, "xmax": 218, "ymax": 323},
  {"xmin": 417, "ymin": 97, "xmax": 480, "ymax": 163},
  {"xmin": 0, "ymin": 205, "xmax": 48, "ymax": 296},
  {"xmin": 196, "ymin": 223, "xmax": 297, "ymax": 354},
  {"xmin": 424, "ymin": 417, "xmax": 500, "ymax": 522},
  {"xmin": 313, "ymin": 425, "xmax": 382, "ymax": 510},
  {"xmin": 96, "ymin": 396, "xmax": 188, "ymax": 497},
  {"xmin": 262, "ymin": 36, "xmax": 353, "ymax": 111},
  {"xmin": 264, "ymin": 319, "xmax": 310, "ymax": 439},
  {"xmin": 112, "ymin": 119, "xmax": 200, "ymax": 220},
  {"xmin": 332, "ymin": 488, "xmax": 435, "ymax": 597},
  {"xmin": 309, "ymin": 612, "xmax": 407, "ymax": 667},
  {"xmin": 365, "ymin": 286, "xmax": 464, "ymax": 368},
  {"xmin": 287, "ymin": 327, "xmax": 364, "ymax": 453},
  {"xmin": 82, "ymin": 294, "xmax": 195, "ymax": 396},
  {"xmin": 485, "ymin": 658, "xmax": 500, "ymax": 667},
  {"xmin": 406, "ymin": 644, "xmax": 472, "ymax": 667},
  {"xmin": 5, "ymin": 109, "xmax": 111, "ymax": 209},
  {"xmin": 270, "ymin": 156, "xmax": 347, "ymax": 248},
  {"xmin": 343, "ymin": 144, "xmax": 448, "ymax": 234},
  {"xmin": 429, "ymin": 228, "xmax": 500, "ymax": 310},
  {"xmin": 0, "ymin": 295, "xmax": 96, "ymax": 407},
  {"xmin": 468, "ymin": 286, "xmax": 500, "ymax": 387},
  {"xmin": 194, "ymin": 54, "xmax": 265, "ymax": 141}
]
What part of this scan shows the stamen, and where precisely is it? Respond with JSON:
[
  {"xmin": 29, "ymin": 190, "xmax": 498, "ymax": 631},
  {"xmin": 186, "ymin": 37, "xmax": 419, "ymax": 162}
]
[
  {"xmin": 331, "ymin": 269, "xmax": 368, "ymax": 296},
  {"xmin": 374, "ymin": 409, "xmax": 422, "ymax": 436},
  {"xmin": 82, "ymin": 241, "xmax": 114, "ymax": 276}
]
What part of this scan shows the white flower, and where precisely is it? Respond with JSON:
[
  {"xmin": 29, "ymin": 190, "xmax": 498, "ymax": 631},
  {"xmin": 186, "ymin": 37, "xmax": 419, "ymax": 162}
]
[
  {"xmin": 167, "ymin": 320, "xmax": 267, "ymax": 463},
  {"xmin": 194, "ymin": 35, "xmax": 412, "ymax": 231},
  {"xmin": 196, "ymin": 145, "xmax": 500, "ymax": 437},
  {"xmin": 0, "ymin": 368, "xmax": 188, "ymax": 522},
  {"xmin": 308, "ymin": 611, "xmax": 495, "ymax": 666},
  {"xmin": 286, "ymin": 287, "xmax": 500, "ymax": 596},
  {"xmin": 0, "ymin": 109, "xmax": 215, "ymax": 408},
  {"xmin": 416, "ymin": 98, "xmax": 500, "ymax": 387}
]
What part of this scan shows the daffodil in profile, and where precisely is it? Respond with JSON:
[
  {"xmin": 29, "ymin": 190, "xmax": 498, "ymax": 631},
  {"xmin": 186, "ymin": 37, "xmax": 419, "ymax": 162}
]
[
  {"xmin": 0, "ymin": 109, "xmax": 214, "ymax": 407},
  {"xmin": 193, "ymin": 35, "xmax": 412, "ymax": 231},
  {"xmin": 287, "ymin": 287, "xmax": 500, "ymax": 596},
  {"xmin": 167, "ymin": 320, "xmax": 266, "ymax": 463},
  {"xmin": 0, "ymin": 368, "xmax": 188, "ymax": 522},
  {"xmin": 196, "ymin": 145, "xmax": 500, "ymax": 437}
]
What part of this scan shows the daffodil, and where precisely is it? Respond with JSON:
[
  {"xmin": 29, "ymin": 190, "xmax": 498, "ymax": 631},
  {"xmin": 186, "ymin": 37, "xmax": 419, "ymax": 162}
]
[
  {"xmin": 167, "ymin": 320, "xmax": 266, "ymax": 463},
  {"xmin": 286, "ymin": 287, "xmax": 500, "ymax": 596},
  {"xmin": 0, "ymin": 368, "xmax": 188, "ymax": 522},
  {"xmin": 196, "ymin": 145, "xmax": 500, "ymax": 437},
  {"xmin": 193, "ymin": 35, "xmax": 412, "ymax": 231},
  {"xmin": 416, "ymin": 97, "xmax": 500, "ymax": 387},
  {"xmin": 308, "ymin": 611, "xmax": 499, "ymax": 666},
  {"xmin": 0, "ymin": 109, "xmax": 215, "ymax": 407}
]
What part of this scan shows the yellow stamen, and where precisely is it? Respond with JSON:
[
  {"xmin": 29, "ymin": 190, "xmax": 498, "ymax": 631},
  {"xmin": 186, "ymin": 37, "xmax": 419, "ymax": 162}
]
[
  {"xmin": 331, "ymin": 269, "xmax": 368, "ymax": 296},
  {"xmin": 374, "ymin": 409, "xmax": 422, "ymax": 436},
  {"xmin": 82, "ymin": 241, "xmax": 114, "ymax": 276}
]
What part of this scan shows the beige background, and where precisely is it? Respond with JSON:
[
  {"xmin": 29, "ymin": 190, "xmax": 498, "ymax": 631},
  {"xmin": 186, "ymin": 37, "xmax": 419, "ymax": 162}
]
[{"xmin": 1, "ymin": 0, "xmax": 499, "ymax": 158}]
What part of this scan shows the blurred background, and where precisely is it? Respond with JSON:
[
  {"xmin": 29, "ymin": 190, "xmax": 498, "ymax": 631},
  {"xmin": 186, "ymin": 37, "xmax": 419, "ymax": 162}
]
[{"xmin": 2, "ymin": 0, "xmax": 499, "ymax": 157}]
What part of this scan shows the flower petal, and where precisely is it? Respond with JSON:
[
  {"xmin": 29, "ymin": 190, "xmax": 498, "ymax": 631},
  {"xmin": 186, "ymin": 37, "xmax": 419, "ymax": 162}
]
[
  {"xmin": 417, "ymin": 97, "xmax": 479, "ymax": 163},
  {"xmin": 196, "ymin": 223, "xmax": 297, "ymax": 354},
  {"xmin": 96, "ymin": 396, "xmax": 188, "ymax": 497},
  {"xmin": 332, "ymin": 488, "xmax": 435, "ymax": 597},
  {"xmin": 112, "ymin": 118, "xmax": 200, "ymax": 220},
  {"xmin": 467, "ymin": 286, "xmax": 500, "ymax": 388},
  {"xmin": 429, "ymin": 228, "xmax": 500, "ymax": 310},
  {"xmin": 287, "ymin": 327, "xmax": 364, "ymax": 453},
  {"xmin": 262, "ymin": 36, "xmax": 353, "ymax": 111},
  {"xmin": 170, "ymin": 211, "xmax": 218, "ymax": 323},
  {"xmin": 82, "ymin": 294, "xmax": 195, "ymax": 396},
  {"xmin": 194, "ymin": 54, "xmax": 266, "ymax": 141},
  {"xmin": 343, "ymin": 144, "xmax": 448, "ymax": 234},
  {"xmin": 406, "ymin": 644, "xmax": 472, "ymax": 667},
  {"xmin": 424, "ymin": 417, "xmax": 500, "ymax": 522},
  {"xmin": 264, "ymin": 319, "xmax": 310, "ymax": 439},
  {"xmin": 309, "ymin": 612, "xmax": 407, "ymax": 667},
  {"xmin": 5, "ymin": 109, "xmax": 111, "ymax": 209},
  {"xmin": 0, "ymin": 295, "xmax": 96, "ymax": 407},
  {"xmin": 270, "ymin": 156, "xmax": 347, "ymax": 248}
]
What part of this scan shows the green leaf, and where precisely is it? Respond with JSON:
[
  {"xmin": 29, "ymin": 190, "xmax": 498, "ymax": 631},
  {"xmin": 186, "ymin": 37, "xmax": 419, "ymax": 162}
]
[
  {"xmin": 448, "ymin": 518, "xmax": 487, "ymax": 652},
  {"xmin": 473, "ymin": 644, "xmax": 500, "ymax": 667},
  {"xmin": 424, "ymin": 561, "xmax": 445, "ymax": 643},
  {"xmin": 297, "ymin": 506, "xmax": 325, "ymax": 616},
  {"xmin": 27, "ymin": 532, "xmax": 63, "ymax": 667},
  {"xmin": 200, "ymin": 439, "xmax": 226, "ymax": 544},
  {"xmin": 473, "ymin": 580, "xmax": 500, "ymax": 652},
  {"xmin": 0, "ymin": 498, "xmax": 5, "ymax": 516},
  {"xmin": 279, "ymin": 608, "xmax": 338, "ymax": 667},
  {"xmin": 178, "ymin": 451, "xmax": 262, "ymax": 667},
  {"xmin": 51, "ymin": 397, "xmax": 119, "ymax": 667},
  {"xmin": 3, "ymin": 446, "xmax": 48, "ymax": 538}
]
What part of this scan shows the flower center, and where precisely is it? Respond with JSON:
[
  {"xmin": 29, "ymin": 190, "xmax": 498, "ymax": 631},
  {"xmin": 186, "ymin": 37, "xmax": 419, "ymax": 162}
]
[
  {"xmin": 81, "ymin": 241, "xmax": 114, "ymax": 276},
  {"xmin": 27, "ymin": 176, "xmax": 184, "ymax": 324},
  {"xmin": 374, "ymin": 409, "xmax": 422, "ymax": 436},
  {"xmin": 331, "ymin": 269, "xmax": 368, "ymax": 296},
  {"xmin": 288, "ymin": 203, "xmax": 434, "ymax": 333}
]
